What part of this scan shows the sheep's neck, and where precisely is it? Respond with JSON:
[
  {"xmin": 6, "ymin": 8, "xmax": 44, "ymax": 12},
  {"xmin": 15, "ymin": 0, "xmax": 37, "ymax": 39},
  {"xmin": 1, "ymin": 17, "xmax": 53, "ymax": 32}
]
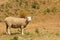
[{"xmin": 24, "ymin": 20, "xmax": 29, "ymax": 28}]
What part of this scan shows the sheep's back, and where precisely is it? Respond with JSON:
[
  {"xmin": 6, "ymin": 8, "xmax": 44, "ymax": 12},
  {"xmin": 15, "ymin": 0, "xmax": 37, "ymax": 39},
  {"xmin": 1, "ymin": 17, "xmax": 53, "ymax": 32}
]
[{"xmin": 5, "ymin": 17, "xmax": 26, "ymax": 26}]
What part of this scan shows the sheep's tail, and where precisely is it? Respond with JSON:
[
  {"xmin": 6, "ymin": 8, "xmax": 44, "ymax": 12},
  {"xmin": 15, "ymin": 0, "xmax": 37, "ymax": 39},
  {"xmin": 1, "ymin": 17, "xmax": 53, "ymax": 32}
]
[
  {"xmin": 0, "ymin": 20, "xmax": 8, "ymax": 27},
  {"xmin": 4, "ymin": 21, "xmax": 8, "ymax": 29}
]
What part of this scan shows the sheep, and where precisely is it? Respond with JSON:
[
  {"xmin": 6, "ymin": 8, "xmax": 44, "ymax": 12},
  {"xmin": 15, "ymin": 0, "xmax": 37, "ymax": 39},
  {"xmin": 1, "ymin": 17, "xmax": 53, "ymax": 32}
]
[{"xmin": 4, "ymin": 16, "xmax": 31, "ymax": 35}]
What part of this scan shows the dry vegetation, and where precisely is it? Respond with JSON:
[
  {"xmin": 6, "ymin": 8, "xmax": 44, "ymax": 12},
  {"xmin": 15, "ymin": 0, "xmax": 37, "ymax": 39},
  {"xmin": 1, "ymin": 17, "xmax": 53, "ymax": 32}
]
[{"xmin": 0, "ymin": 0, "xmax": 60, "ymax": 40}]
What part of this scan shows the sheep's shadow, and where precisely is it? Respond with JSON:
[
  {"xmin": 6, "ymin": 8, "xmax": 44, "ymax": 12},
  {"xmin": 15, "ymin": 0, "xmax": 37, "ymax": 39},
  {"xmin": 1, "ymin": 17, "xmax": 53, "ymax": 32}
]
[
  {"xmin": 3, "ymin": 32, "xmax": 21, "ymax": 35},
  {"xmin": 11, "ymin": 32, "xmax": 21, "ymax": 35}
]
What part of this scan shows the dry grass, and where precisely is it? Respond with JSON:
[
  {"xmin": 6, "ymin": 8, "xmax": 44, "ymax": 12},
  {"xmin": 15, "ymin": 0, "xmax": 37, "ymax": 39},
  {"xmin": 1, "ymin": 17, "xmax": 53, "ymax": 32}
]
[
  {"xmin": 18, "ymin": 10, "xmax": 28, "ymax": 18},
  {"xmin": 0, "ymin": 0, "xmax": 60, "ymax": 40}
]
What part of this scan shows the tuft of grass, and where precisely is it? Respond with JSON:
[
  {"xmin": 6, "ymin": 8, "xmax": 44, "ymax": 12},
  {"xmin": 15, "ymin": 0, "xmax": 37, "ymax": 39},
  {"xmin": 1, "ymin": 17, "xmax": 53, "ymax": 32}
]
[
  {"xmin": 24, "ymin": 32, "xmax": 32, "ymax": 36},
  {"xmin": 10, "ymin": 36, "xmax": 18, "ymax": 40},
  {"xmin": 5, "ymin": 2, "xmax": 12, "ymax": 8},
  {"xmin": 51, "ymin": 7, "xmax": 57, "ymax": 14},
  {"xmin": 55, "ymin": 32, "xmax": 60, "ymax": 36},
  {"xmin": 24, "ymin": 30, "xmax": 33, "ymax": 37},
  {"xmin": 23, "ymin": 1, "xmax": 28, "ymax": 8},
  {"xmin": 15, "ymin": 0, "xmax": 22, "ymax": 6},
  {"xmin": 32, "ymin": 1, "xmax": 39, "ymax": 9},
  {"xmin": 25, "ymin": 32, "xmax": 30, "ymax": 35},
  {"xmin": 18, "ymin": 11, "xmax": 28, "ymax": 18},
  {"xmin": 35, "ymin": 28, "xmax": 39, "ymax": 34},
  {"xmin": 20, "ymin": 13, "xmax": 27, "ymax": 18},
  {"xmin": 42, "ymin": 1, "xmax": 46, "ymax": 4},
  {"xmin": 0, "ymin": 4, "xmax": 4, "ymax": 8},
  {"xmin": 43, "ymin": 8, "xmax": 50, "ymax": 15},
  {"xmin": 15, "ymin": 0, "xmax": 19, "ymax": 2}
]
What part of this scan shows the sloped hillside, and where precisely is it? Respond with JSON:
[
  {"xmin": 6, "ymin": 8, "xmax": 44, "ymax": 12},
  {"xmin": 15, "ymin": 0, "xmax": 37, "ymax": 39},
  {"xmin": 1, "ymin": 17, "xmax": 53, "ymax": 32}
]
[
  {"xmin": 0, "ymin": 0, "xmax": 40, "ymax": 21},
  {"xmin": 0, "ymin": 0, "xmax": 60, "ymax": 21},
  {"xmin": 0, "ymin": 0, "xmax": 60, "ymax": 40}
]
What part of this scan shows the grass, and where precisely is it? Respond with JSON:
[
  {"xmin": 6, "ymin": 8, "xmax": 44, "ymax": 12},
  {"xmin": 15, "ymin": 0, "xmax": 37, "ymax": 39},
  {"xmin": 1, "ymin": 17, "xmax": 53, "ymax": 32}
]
[
  {"xmin": 0, "ymin": 0, "xmax": 60, "ymax": 40},
  {"xmin": 51, "ymin": 7, "xmax": 57, "ymax": 14},
  {"xmin": 0, "ymin": 30, "xmax": 60, "ymax": 40},
  {"xmin": 0, "ymin": 0, "xmax": 59, "ymax": 21},
  {"xmin": 43, "ymin": 8, "xmax": 50, "ymax": 15},
  {"xmin": 32, "ymin": 1, "xmax": 39, "ymax": 9},
  {"xmin": 10, "ymin": 36, "xmax": 18, "ymax": 40},
  {"xmin": 24, "ymin": 31, "xmax": 33, "ymax": 37},
  {"xmin": 41, "ymin": 1, "xmax": 46, "ymax": 4},
  {"xmin": 0, "ymin": 4, "xmax": 4, "ymax": 8},
  {"xmin": 55, "ymin": 32, "xmax": 60, "ymax": 37},
  {"xmin": 43, "ymin": 7, "xmax": 57, "ymax": 15},
  {"xmin": 35, "ymin": 28, "xmax": 39, "ymax": 34}
]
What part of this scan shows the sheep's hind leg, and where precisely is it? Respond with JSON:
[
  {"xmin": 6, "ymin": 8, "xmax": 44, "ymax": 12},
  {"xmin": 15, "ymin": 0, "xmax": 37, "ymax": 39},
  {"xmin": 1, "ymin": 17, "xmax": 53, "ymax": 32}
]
[
  {"xmin": 7, "ymin": 25, "xmax": 11, "ymax": 35},
  {"xmin": 6, "ymin": 25, "xmax": 8, "ymax": 35}
]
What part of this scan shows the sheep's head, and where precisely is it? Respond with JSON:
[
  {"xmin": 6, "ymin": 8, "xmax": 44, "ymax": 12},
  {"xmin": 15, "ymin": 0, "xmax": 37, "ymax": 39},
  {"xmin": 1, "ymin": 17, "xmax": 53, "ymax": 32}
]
[{"xmin": 26, "ymin": 16, "xmax": 31, "ymax": 22}]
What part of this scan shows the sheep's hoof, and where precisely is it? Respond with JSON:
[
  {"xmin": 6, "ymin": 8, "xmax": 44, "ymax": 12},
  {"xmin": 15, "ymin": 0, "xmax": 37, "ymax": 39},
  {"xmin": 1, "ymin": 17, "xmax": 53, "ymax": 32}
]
[{"xmin": 21, "ymin": 33, "xmax": 24, "ymax": 36}]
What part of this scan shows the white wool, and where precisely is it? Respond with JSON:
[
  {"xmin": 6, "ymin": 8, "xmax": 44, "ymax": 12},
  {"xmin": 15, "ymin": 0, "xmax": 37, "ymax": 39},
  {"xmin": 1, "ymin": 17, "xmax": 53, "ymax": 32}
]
[
  {"xmin": 27, "ymin": 16, "xmax": 31, "ymax": 21},
  {"xmin": 5, "ymin": 16, "xmax": 31, "ymax": 35}
]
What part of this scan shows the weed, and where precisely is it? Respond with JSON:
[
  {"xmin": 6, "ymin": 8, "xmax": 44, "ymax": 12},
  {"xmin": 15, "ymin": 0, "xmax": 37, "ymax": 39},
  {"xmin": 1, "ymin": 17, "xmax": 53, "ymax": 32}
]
[
  {"xmin": 17, "ymin": 0, "xmax": 22, "ymax": 6},
  {"xmin": 42, "ymin": 1, "xmax": 46, "ymax": 4},
  {"xmin": 25, "ymin": 32, "xmax": 30, "ymax": 35},
  {"xmin": 24, "ymin": 30, "xmax": 33, "ymax": 37},
  {"xmin": 35, "ymin": 28, "xmax": 39, "ymax": 34},
  {"xmin": 24, "ymin": 31, "xmax": 31, "ymax": 36},
  {"xmin": 18, "ymin": 10, "xmax": 28, "ymax": 18},
  {"xmin": 15, "ymin": 0, "xmax": 19, "ymax": 2},
  {"xmin": 24, "ymin": 1, "xmax": 28, "ymax": 8},
  {"xmin": 51, "ymin": 7, "xmax": 57, "ymax": 14},
  {"xmin": 55, "ymin": 32, "xmax": 60, "ymax": 36},
  {"xmin": 32, "ymin": 1, "xmax": 39, "ymax": 9},
  {"xmin": 10, "ymin": 36, "xmax": 18, "ymax": 40},
  {"xmin": 5, "ymin": 3, "xmax": 12, "ymax": 9},
  {"xmin": 43, "ymin": 8, "xmax": 50, "ymax": 15},
  {"xmin": 0, "ymin": 4, "xmax": 4, "ymax": 8}
]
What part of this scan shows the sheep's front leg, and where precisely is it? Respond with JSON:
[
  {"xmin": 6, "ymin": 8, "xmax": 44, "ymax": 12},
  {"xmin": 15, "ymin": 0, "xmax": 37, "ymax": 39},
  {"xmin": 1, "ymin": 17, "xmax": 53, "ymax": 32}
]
[
  {"xmin": 8, "ymin": 27, "xmax": 11, "ymax": 35},
  {"xmin": 21, "ymin": 26, "xmax": 24, "ymax": 35}
]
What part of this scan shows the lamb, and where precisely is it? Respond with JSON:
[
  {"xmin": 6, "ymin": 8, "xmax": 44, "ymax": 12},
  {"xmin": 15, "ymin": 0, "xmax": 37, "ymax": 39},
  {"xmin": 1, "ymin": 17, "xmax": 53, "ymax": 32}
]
[{"xmin": 4, "ymin": 16, "xmax": 31, "ymax": 35}]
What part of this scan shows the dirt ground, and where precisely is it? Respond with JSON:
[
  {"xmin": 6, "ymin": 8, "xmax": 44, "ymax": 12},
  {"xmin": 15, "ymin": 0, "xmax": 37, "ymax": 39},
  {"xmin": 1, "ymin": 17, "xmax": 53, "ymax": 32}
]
[{"xmin": 0, "ymin": 0, "xmax": 60, "ymax": 40}]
